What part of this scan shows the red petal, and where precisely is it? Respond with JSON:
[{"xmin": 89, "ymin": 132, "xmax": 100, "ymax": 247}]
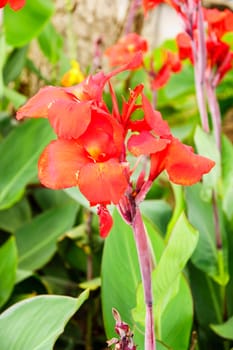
[
  {"xmin": 142, "ymin": 94, "xmax": 170, "ymax": 135},
  {"xmin": 176, "ymin": 33, "xmax": 193, "ymax": 62},
  {"xmin": 78, "ymin": 160, "xmax": 128, "ymax": 206},
  {"xmin": 48, "ymin": 100, "xmax": 91, "ymax": 139},
  {"xmin": 38, "ymin": 139, "xmax": 88, "ymax": 189},
  {"xmin": 0, "ymin": 0, "xmax": 8, "ymax": 8},
  {"xmin": 128, "ymin": 131, "xmax": 169, "ymax": 156},
  {"xmin": 165, "ymin": 138, "xmax": 215, "ymax": 185},
  {"xmin": 97, "ymin": 205, "xmax": 113, "ymax": 238},
  {"xmin": 151, "ymin": 65, "xmax": 171, "ymax": 89},
  {"xmin": 16, "ymin": 86, "xmax": 74, "ymax": 120},
  {"xmin": 8, "ymin": 0, "xmax": 25, "ymax": 10},
  {"xmin": 149, "ymin": 148, "xmax": 168, "ymax": 181}
]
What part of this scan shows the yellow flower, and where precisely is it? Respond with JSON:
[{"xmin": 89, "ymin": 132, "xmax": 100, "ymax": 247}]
[{"xmin": 61, "ymin": 60, "xmax": 85, "ymax": 87}]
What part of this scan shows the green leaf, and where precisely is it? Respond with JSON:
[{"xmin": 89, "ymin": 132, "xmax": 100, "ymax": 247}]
[
  {"xmin": 222, "ymin": 136, "xmax": 233, "ymax": 220},
  {"xmin": 164, "ymin": 64, "xmax": 194, "ymax": 99},
  {"xmin": 194, "ymin": 126, "xmax": 221, "ymax": 197},
  {"xmin": 38, "ymin": 23, "xmax": 64, "ymax": 64},
  {"xmin": 0, "ymin": 119, "xmax": 55, "ymax": 210},
  {"xmin": 0, "ymin": 198, "xmax": 31, "ymax": 233},
  {"xmin": 33, "ymin": 188, "xmax": 77, "ymax": 211},
  {"xmin": 3, "ymin": 46, "xmax": 28, "ymax": 84},
  {"xmin": 211, "ymin": 315, "xmax": 233, "ymax": 340},
  {"xmin": 4, "ymin": 0, "xmax": 55, "ymax": 47},
  {"xmin": 186, "ymin": 184, "xmax": 229, "ymax": 285},
  {"xmin": 153, "ymin": 212, "xmax": 198, "ymax": 311},
  {"xmin": 160, "ymin": 276, "xmax": 193, "ymax": 350},
  {"xmin": 0, "ymin": 237, "xmax": 17, "ymax": 307},
  {"xmin": 101, "ymin": 209, "xmax": 164, "ymax": 348},
  {"xmin": 0, "ymin": 290, "xmax": 89, "ymax": 350},
  {"xmin": 15, "ymin": 204, "xmax": 78, "ymax": 271}
]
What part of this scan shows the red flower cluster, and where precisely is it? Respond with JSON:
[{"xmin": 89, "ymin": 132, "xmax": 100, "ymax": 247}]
[
  {"xmin": 17, "ymin": 54, "xmax": 215, "ymax": 237},
  {"xmin": 176, "ymin": 8, "xmax": 233, "ymax": 86},
  {"xmin": 105, "ymin": 33, "xmax": 148, "ymax": 67},
  {"xmin": 0, "ymin": 0, "xmax": 25, "ymax": 10}
]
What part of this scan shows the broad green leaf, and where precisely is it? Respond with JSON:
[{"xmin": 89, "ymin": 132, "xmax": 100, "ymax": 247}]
[
  {"xmin": 194, "ymin": 126, "xmax": 221, "ymax": 197},
  {"xmin": 186, "ymin": 184, "xmax": 229, "ymax": 285},
  {"xmin": 3, "ymin": 46, "xmax": 28, "ymax": 84},
  {"xmin": 161, "ymin": 276, "xmax": 193, "ymax": 350},
  {"xmin": 0, "ymin": 197, "xmax": 31, "ymax": 233},
  {"xmin": 222, "ymin": 136, "xmax": 233, "ymax": 220},
  {"xmin": 38, "ymin": 23, "xmax": 64, "ymax": 64},
  {"xmin": 15, "ymin": 204, "xmax": 78, "ymax": 271},
  {"xmin": 0, "ymin": 290, "xmax": 89, "ymax": 350},
  {"xmin": 33, "ymin": 188, "xmax": 77, "ymax": 211},
  {"xmin": 4, "ymin": 0, "xmax": 55, "ymax": 47},
  {"xmin": 188, "ymin": 262, "xmax": 223, "ymax": 349},
  {"xmin": 0, "ymin": 237, "xmax": 17, "ymax": 307},
  {"xmin": 102, "ymin": 209, "xmax": 164, "ymax": 348},
  {"xmin": 211, "ymin": 315, "xmax": 233, "ymax": 340},
  {"xmin": 153, "ymin": 212, "xmax": 198, "ymax": 309},
  {"xmin": 164, "ymin": 64, "xmax": 194, "ymax": 99},
  {"xmin": 0, "ymin": 119, "xmax": 55, "ymax": 210}
]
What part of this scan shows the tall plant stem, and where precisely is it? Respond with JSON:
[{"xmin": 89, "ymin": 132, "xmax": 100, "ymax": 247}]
[
  {"xmin": 206, "ymin": 81, "xmax": 221, "ymax": 151},
  {"xmin": 124, "ymin": 0, "xmax": 142, "ymax": 35},
  {"xmin": 132, "ymin": 207, "xmax": 156, "ymax": 350},
  {"xmin": 192, "ymin": 1, "xmax": 210, "ymax": 133}
]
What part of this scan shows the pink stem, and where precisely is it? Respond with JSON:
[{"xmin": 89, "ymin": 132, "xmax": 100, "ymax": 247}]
[
  {"xmin": 132, "ymin": 207, "xmax": 156, "ymax": 350},
  {"xmin": 124, "ymin": 0, "xmax": 142, "ymax": 35},
  {"xmin": 192, "ymin": 1, "xmax": 210, "ymax": 133},
  {"xmin": 205, "ymin": 80, "xmax": 221, "ymax": 151}
]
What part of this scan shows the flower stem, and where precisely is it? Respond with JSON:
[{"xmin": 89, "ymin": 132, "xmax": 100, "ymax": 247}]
[
  {"xmin": 124, "ymin": 0, "xmax": 142, "ymax": 35},
  {"xmin": 132, "ymin": 207, "xmax": 156, "ymax": 350},
  {"xmin": 206, "ymin": 80, "xmax": 222, "ymax": 151},
  {"xmin": 192, "ymin": 1, "xmax": 210, "ymax": 133}
]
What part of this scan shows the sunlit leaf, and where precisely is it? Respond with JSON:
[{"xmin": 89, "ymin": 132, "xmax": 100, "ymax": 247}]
[
  {"xmin": 0, "ymin": 119, "xmax": 55, "ymax": 210},
  {"xmin": 222, "ymin": 136, "xmax": 233, "ymax": 220},
  {"xmin": 211, "ymin": 315, "xmax": 233, "ymax": 340},
  {"xmin": 4, "ymin": 0, "xmax": 55, "ymax": 47},
  {"xmin": 0, "ymin": 290, "xmax": 89, "ymax": 350}
]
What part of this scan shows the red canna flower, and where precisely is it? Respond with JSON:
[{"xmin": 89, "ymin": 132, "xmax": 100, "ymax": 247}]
[
  {"xmin": 105, "ymin": 33, "xmax": 148, "ymax": 67},
  {"xmin": 0, "ymin": 0, "xmax": 25, "ymax": 10},
  {"xmin": 176, "ymin": 30, "xmax": 233, "ymax": 86},
  {"xmin": 142, "ymin": 0, "xmax": 160, "ymax": 14},
  {"xmin": 203, "ymin": 8, "xmax": 233, "ymax": 40},
  {"xmin": 17, "ymin": 55, "xmax": 215, "ymax": 237}
]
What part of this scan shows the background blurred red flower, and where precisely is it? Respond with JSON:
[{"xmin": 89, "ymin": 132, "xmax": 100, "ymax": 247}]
[
  {"xmin": 105, "ymin": 33, "xmax": 148, "ymax": 67},
  {"xmin": 0, "ymin": 0, "xmax": 25, "ymax": 10}
]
